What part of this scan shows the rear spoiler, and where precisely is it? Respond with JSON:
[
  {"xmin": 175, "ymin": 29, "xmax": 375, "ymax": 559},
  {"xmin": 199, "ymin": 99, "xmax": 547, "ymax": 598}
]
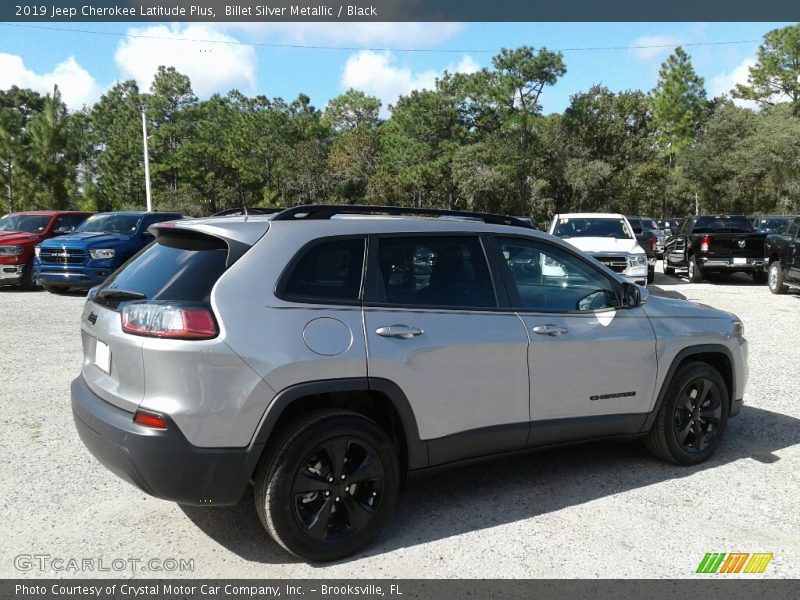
[{"xmin": 148, "ymin": 222, "xmax": 252, "ymax": 268}]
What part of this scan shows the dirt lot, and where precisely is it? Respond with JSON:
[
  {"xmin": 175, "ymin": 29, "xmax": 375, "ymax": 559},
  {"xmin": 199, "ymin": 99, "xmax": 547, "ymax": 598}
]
[{"xmin": 1, "ymin": 265, "xmax": 798, "ymax": 578}]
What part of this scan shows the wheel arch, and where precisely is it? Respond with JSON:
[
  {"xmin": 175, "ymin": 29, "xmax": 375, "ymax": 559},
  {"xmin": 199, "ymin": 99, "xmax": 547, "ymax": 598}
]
[
  {"xmin": 251, "ymin": 378, "xmax": 428, "ymax": 473},
  {"xmin": 642, "ymin": 344, "xmax": 735, "ymax": 432}
]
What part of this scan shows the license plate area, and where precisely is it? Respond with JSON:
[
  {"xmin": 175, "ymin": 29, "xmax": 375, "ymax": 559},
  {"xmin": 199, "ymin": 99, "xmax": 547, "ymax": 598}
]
[
  {"xmin": 733, "ymin": 257, "xmax": 747, "ymax": 265},
  {"xmin": 94, "ymin": 339, "xmax": 111, "ymax": 374}
]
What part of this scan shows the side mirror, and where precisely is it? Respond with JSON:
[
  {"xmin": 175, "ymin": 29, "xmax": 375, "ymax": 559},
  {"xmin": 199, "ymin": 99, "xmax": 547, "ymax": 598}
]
[
  {"xmin": 52, "ymin": 226, "xmax": 73, "ymax": 236},
  {"xmin": 621, "ymin": 282, "xmax": 646, "ymax": 308}
]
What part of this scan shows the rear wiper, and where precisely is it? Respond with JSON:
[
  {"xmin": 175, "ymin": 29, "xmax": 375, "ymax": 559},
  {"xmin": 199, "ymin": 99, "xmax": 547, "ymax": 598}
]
[{"xmin": 97, "ymin": 289, "xmax": 146, "ymax": 301}]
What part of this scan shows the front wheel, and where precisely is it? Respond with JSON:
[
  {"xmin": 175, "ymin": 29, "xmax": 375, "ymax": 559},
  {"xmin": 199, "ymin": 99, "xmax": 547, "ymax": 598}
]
[
  {"xmin": 645, "ymin": 362, "xmax": 729, "ymax": 465},
  {"xmin": 768, "ymin": 261, "xmax": 787, "ymax": 294},
  {"xmin": 688, "ymin": 256, "xmax": 704, "ymax": 283},
  {"xmin": 647, "ymin": 266, "xmax": 655, "ymax": 284},
  {"xmin": 20, "ymin": 260, "xmax": 37, "ymax": 290},
  {"xmin": 254, "ymin": 410, "xmax": 399, "ymax": 562}
]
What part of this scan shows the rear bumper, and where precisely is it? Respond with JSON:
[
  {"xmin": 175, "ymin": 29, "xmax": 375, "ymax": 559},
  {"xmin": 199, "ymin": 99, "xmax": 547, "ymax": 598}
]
[
  {"xmin": 697, "ymin": 257, "xmax": 765, "ymax": 271},
  {"xmin": 71, "ymin": 376, "xmax": 261, "ymax": 506}
]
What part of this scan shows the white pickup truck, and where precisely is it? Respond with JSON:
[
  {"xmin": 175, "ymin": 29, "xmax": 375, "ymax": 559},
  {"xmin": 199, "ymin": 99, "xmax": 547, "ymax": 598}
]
[{"xmin": 548, "ymin": 213, "xmax": 649, "ymax": 286}]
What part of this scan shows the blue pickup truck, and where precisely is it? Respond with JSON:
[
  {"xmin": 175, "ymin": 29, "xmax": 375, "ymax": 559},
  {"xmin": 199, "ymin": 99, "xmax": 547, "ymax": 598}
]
[{"xmin": 34, "ymin": 211, "xmax": 183, "ymax": 293}]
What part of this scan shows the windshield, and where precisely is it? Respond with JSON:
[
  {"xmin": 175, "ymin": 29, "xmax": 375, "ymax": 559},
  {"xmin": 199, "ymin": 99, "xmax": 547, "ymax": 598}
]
[
  {"xmin": 76, "ymin": 214, "xmax": 141, "ymax": 235},
  {"xmin": 553, "ymin": 217, "xmax": 633, "ymax": 240},
  {"xmin": 691, "ymin": 217, "xmax": 753, "ymax": 234},
  {"xmin": 0, "ymin": 214, "xmax": 50, "ymax": 233}
]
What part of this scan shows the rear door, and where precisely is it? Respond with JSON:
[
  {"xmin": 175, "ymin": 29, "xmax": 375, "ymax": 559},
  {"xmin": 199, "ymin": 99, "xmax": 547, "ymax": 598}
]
[
  {"xmin": 666, "ymin": 218, "xmax": 692, "ymax": 267},
  {"xmin": 492, "ymin": 235, "xmax": 657, "ymax": 443},
  {"xmin": 363, "ymin": 234, "xmax": 530, "ymax": 464}
]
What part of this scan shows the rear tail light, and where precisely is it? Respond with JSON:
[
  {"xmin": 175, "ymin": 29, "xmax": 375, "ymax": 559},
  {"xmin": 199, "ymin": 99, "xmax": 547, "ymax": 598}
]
[
  {"xmin": 121, "ymin": 303, "xmax": 218, "ymax": 340},
  {"xmin": 700, "ymin": 234, "xmax": 710, "ymax": 253},
  {"xmin": 133, "ymin": 410, "xmax": 167, "ymax": 429},
  {"xmin": 650, "ymin": 236, "xmax": 658, "ymax": 251}
]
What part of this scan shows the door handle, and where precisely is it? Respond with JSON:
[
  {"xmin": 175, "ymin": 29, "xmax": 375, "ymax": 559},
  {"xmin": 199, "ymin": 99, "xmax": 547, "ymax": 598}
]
[
  {"xmin": 376, "ymin": 325, "xmax": 423, "ymax": 339},
  {"xmin": 532, "ymin": 324, "xmax": 568, "ymax": 337}
]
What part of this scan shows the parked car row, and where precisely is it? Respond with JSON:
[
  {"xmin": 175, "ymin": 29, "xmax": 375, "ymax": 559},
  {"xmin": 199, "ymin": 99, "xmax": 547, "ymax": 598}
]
[{"xmin": 0, "ymin": 210, "xmax": 183, "ymax": 293}]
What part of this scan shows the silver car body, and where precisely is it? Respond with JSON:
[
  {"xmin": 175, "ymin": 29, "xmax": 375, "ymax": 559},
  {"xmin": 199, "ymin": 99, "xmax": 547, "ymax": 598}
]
[{"xmin": 78, "ymin": 215, "xmax": 747, "ymax": 455}]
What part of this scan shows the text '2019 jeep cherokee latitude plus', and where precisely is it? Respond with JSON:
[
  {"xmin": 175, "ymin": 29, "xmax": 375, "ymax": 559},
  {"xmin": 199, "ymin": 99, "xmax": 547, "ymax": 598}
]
[{"xmin": 72, "ymin": 205, "xmax": 748, "ymax": 562}]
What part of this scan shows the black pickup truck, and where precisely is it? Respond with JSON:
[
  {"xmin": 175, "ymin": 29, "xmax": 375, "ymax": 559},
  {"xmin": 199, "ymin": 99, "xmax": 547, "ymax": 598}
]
[
  {"xmin": 764, "ymin": 216, "xmax": 800, "ymax": 294},
  {"xmin": 664, "ymin": 215, "xmax": 768, "ymax": 283}
]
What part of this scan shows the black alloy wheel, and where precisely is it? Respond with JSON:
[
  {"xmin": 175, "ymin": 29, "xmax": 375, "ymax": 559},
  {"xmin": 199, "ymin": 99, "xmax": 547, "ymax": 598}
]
[
  {"xmin": 292, "ymin": 437, "xmax": 384, "ymax": 542},
  {"xmin": 672, "ymin": 377, "xmax": 723, "ymax": 454}
]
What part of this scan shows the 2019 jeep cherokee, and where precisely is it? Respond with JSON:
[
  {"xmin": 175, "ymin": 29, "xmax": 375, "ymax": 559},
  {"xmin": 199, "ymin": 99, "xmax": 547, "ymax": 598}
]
[{"xmin": 71, "ymin": 205, "xmax": 748, "ymax": 562}]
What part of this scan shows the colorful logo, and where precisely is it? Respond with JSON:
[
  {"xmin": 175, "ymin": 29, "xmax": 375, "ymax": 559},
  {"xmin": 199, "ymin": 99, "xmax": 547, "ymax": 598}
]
[{"xmin": 696, "ymin": 552, "xmax": 773, "ymax": 574}]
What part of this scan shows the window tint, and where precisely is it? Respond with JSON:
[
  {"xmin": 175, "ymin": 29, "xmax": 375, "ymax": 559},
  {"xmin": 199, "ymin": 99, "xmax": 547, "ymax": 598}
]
[
  {"xmin": 53, "ymin": 215, "xmax": 86, "ymax": 232},
  {"xmin": 789, "ymin": 221, "xmax": 800, "ymax": 237},
  {"xmin": 498, "ymin": 237, "xmax": 618, "ymax": 312},
  {"xmin": 374, "ymin": 236, "xmax": 495, "ymax": 308},
  {"xmin": 282, "ymin": 238, "xmax": 365, "ymax": 303},
  {"xmin": 96, "ymin": 235, "xmax": 229, "ymax": 309},
  {"xmin": 553, "ymin": 217, "xmax": 633, "ymax": 240},
  {"xmin": 77, "ymin": 214, "xmax": 141, "ymax": 234},
  {"xmin": 691, "ymin": 216, "xmax": 753, "ymax": 234}
]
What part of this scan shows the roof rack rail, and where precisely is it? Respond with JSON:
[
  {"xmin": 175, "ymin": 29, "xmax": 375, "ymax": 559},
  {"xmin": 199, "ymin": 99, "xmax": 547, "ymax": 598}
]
[
  {"xmin": 271, "ymin": 204, "xmax": 535, "ymax": 229},
  {"xmin": 211, "ymin": 207, "xmax": 283, "ymax": 217}
]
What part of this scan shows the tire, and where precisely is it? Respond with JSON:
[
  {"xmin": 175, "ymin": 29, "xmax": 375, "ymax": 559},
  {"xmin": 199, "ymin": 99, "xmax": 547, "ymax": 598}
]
[
  {"xmin": 645, "ymin": 361, "xmax": 729, "ymax": 465},
  {"xmin": 20, "ymin": 260, "xmax": 36, "ymax": 290},
  {"xmin": 688, "ymin": 256, "xmax": 704, "ymax": 283},
  {"xmin": 43, "ymin": 285, "xmax": 70, "ymax": 294},
  {"xmin": 254, "ymin": 409, "xmax": 399, "ymax": 562},
  {"xmin": 663, "ymin": 258, "xmax": 675, "ymax": 276},
  {"xmin": 768, "ymin": 261, "xmax": 788, "ymax": 294},
  {"xmin": 647, "ymin": 266, "xmax": 655, "ymax": 284},
  {"xmin": 752, "ymin": 270, "xmax": 768, "ymax": 285}
]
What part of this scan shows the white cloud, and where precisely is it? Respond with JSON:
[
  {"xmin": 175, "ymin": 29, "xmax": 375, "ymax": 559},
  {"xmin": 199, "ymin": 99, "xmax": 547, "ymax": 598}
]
[
  {"xmin": 114, "ymin": 24, "xmax": 256, "ymax": 97},
  {"xmin": 220, "ymin": 22, "xmax": 463, "ymax": 48},
  {"xmin": 628, "ymin": 35, "xmax": 685, "ymax": 62},
  {"xmin": 710, "ymin": 56, "xmax": 759, "ymax": 108},
  {"xmin": 0, "ymin": 53, "xmax": 102, "ymax": 109},
  {"xmin": 341, "ymin": 51, "xmax": 479, "ymax": 115}
]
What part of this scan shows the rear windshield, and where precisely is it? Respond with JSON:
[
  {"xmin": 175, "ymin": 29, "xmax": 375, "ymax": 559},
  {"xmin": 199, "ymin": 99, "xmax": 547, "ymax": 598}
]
[
  {"xmin": 77, "ymin": 214, "xmax": 141, "ymax": 234},
  {"xmin": 553, "ymin": 217, "xmax": 633, "ymax": 240},
  {"xmin": 95, "ymin": 234, "xmax": 228, "ymax": 309},
  {"xmin": 691, "ymin": 217, "xmax": 753, "ymax": 234}
]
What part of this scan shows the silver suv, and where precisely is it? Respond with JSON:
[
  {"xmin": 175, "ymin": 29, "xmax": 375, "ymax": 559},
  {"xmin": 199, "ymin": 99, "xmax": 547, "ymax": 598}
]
[{"xmin": 72, "ymin": 205, "xmax": 748, "ymax": 562}]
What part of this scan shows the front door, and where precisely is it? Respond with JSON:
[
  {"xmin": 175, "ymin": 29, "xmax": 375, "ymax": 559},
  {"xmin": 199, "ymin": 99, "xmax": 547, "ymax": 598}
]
[{"xmin": 492, "ymin": 235, "xmax": 657, "ymax": 445}]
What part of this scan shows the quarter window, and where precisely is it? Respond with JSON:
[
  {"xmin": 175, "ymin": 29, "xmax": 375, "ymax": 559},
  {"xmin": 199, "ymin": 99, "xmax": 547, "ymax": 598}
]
[
  {"xmin": 281, "ymin": 238, "xmax": 365, "ymax": 303},
  {"xmin": 373, "ymin": 236, "xmax": 496, "ymax": 308},
  {"xmin": 497, "ymin": 237, "xmax": 618, "ymax": 312}
]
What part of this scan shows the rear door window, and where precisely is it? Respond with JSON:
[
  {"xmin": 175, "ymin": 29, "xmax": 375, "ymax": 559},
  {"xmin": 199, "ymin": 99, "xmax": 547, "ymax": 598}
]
[{"xmin": 370, "ymin": 235, "xmax": 496, "ymax": 309}]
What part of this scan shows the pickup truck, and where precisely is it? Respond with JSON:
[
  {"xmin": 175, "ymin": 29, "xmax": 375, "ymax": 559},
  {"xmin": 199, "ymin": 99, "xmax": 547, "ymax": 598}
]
[
  {"xmin": 0, "ymin": 211, "xmax": 92, "ymax": 289},
  {"xmin": 663, "ymin": 215, "xmax": 768, "ymax": 283},
  {"xmin": 34, "ymin": 211, "xmax": 183, "ymax": 293},
  {"xmin": 764, "ymin": 216, "xmax": 800, "ymax": 294},
  {"xmin": 548, "ymin": 212, "xmax": 649, "ymax": 286}
]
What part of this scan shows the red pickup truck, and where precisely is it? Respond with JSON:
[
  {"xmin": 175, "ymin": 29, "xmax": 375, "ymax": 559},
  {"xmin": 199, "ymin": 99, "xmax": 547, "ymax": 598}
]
[{"xmin": 0, "ymin": 211, "xmax": 92, "ymax": 289}]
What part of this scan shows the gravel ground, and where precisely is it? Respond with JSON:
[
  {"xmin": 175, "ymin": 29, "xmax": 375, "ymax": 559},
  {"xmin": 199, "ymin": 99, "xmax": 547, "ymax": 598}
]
[{"xmin": 1, "ymin": 264, "xmax": 798, "ymax": 579}]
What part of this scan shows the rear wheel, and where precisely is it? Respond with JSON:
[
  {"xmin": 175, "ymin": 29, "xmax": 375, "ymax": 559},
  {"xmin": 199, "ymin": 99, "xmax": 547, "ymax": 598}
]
[
  {"xmin": 645, "ymin": 362, "xmax": 728, "ymax": 465},
  {"xmin": 254, "ymin": 409, "xmax": 399, "ymax": 562},
  {"xmin": 647, "ymin": 265, "xmax": 655, "ymax": 284},
  {"xmin": 663, "ymin": 258, "xmax": 675, "ymax": 276},
  {"xmin": 752, "ymin": 270, "xmax": 768, "ymax": 285},
  {"xmin": 688, "ymin": 256, "xmax": 704, "ymax": 283},
  {"xmin": 768, "ymin": 261, "xmax": 787, "ymax": 294}
]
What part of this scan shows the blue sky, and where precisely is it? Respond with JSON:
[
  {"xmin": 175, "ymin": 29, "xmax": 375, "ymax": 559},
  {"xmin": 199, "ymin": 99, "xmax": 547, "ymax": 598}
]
[{"xmin": 0, "ymin": 22, "xmax": 792, "ymax": 115}]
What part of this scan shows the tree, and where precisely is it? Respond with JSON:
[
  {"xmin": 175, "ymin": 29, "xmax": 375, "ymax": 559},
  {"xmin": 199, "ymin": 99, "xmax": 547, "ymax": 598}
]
[
  {"xmin": 651, "ymin": 47, "xmax": 707, "ymax": 159},
  {"xmin": 0, "ymin": 86, "xmax": 45, "ymax": 212},
  {"xmin": 323, "ymin": 89, "xmax": 381, "ymax": 132},
  {"xmin": 27, "ymin": 86, "xmax": 71, "ymax": 209},
  {"xmin": 733, "ymin": 24, "xmax": 800, "ymax": 114},
  {"xmin": 90, "ymin": 81, "xmax": 145, "ymax": 211}
]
